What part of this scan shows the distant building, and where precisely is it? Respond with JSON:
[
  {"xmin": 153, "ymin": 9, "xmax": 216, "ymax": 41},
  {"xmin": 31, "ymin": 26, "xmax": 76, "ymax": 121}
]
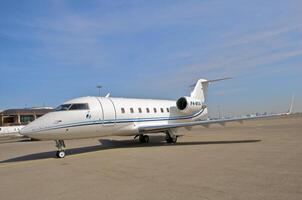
[{"xmin": 0, "ymin": 107, "xmax": 53, "ymax": 126}]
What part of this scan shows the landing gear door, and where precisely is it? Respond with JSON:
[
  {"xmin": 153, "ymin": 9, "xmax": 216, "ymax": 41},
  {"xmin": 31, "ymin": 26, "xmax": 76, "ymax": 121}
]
[{"xmin": 100, "ymin": 98, "xmax": 116, "ymax": 126}]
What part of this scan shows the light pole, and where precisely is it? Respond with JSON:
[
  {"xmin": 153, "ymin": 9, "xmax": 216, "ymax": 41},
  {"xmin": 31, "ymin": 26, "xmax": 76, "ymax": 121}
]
[
  {"xmin": 96, "ymin": 85, "xmax": 102, "ymax": 96},
  {"xmin": 217, "ymin": 105, "xmax": 221, "ymax": 119}
]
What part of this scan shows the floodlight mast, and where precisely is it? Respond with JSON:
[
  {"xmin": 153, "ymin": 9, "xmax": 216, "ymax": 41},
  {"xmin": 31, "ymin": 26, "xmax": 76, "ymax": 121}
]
[{"xmin": 96, "ymin": 85, "xmax": 102, "ymax": 96}]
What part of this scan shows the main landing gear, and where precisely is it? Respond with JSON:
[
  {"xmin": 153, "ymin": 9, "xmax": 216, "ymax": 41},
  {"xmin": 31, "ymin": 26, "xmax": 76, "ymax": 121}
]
[
  {"xmin": 134, "ymin": 129, "xmax": 178, "ymax": 144},
  {"xmin": 139, "ymin": 135, "xmax": 150, "ymax": 143},
  {"xmin": 55, "ymin": 140, "xmax": 66, "ymax": 158},
  {"xmin": 134, "ymin": 134, "xmax": 150, "ymax": 143},
  {"xmin": 165, "ymin": 130, "xmax": 178, "ymax": 144}
]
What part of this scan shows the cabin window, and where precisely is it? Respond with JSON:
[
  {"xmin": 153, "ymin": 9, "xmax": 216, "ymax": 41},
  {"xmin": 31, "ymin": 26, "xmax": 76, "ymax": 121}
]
[
  {"xmin": 160, "ymin": 108, "xmax": 164, "ymax": 113},
  {"xmin": 166, "ymin": 108, "xmax": 170, "ymax": 112},
  {"xmin": 69, "ymin": 103, "xmax": 89, "ymax": 110},
  {"xmin": 121, "ymin": 108, "xmax": 125, "ymax": 113},
  {"xmin": 138, "ymin": 108, "xmax": 142, "ymax": 113},
  {"xmin": 154, "ymin": 108, "xmax": 157, "ymax": 113},
  {"xmin": 146, "ymin": 108, "xmax": 150, "ymax": 113},
  {"xmin": 130, "ymin": 108, "xmax": 134, "ymax": 113}
]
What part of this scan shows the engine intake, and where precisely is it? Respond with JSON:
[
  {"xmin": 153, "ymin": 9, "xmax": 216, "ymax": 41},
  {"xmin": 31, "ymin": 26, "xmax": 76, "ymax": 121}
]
[
  {"xmin": 176, "ymin": 96, "xmax": 203, "ymax": 113},
  {"xmin": 176, "ymin": 97, "xmax": 188, "ymax": 110}
]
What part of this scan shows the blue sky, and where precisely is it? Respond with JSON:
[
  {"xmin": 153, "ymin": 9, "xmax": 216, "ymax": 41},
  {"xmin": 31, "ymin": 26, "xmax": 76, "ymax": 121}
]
[{"xmin": 0, "ymin": 0, "xmax": 301, "ymax": 116}]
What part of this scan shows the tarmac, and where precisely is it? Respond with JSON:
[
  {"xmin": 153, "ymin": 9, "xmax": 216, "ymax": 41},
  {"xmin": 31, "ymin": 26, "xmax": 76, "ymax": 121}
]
[{"xmin": 0, "ymin": 115, "xmax": 301, "ymax": 200}]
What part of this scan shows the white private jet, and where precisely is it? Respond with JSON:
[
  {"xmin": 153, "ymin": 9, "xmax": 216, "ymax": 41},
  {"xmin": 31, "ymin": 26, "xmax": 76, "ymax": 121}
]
[{"xmin": 20, "ymin": 78, "xmax": 292, "ymax": 158}]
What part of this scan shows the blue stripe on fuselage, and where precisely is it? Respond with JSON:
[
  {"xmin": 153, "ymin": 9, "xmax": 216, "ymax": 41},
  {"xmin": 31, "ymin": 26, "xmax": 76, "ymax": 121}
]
[{"xmin": 30, "ymin": 108, "xmax": 206, "ymax": 133}]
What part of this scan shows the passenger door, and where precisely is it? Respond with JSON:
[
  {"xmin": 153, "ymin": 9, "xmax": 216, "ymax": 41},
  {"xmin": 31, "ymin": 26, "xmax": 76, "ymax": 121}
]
[{"xmin": 100, "ymin": 98, "xmax": 116, "ymax": 126}]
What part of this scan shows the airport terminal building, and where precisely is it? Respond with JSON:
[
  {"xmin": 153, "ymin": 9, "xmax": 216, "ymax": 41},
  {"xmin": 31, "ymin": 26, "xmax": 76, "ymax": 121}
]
[{"xmin": 0, "ymin": 107, "xmax": 53, "ymax": 126}]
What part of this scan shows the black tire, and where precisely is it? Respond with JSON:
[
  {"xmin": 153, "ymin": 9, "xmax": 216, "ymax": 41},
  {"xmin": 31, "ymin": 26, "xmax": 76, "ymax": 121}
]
[
  {"xmin": 56, "ymin": 150, "xmax": 66, "ymax": 158},
  {"xmin": 139, "ymin": 135, "xmax": 149, "ymax": 143},
  {"xmin": 139, "ymin": 135, "xmax": 145, "ymax": 143},
  {"xmin": 143, "ymin": 135, "xmax": 149, "ymax": 143},
  {"xmin": 172, "ymin": 137, "xmax": 177, "ymax": 143},
  {"xmin": 166, "ymin": 136, "xmax": 177, "ymax": 144},
  {"xmin": 166, "ymin": 138, "xmax": 172, "ymax": 143}
]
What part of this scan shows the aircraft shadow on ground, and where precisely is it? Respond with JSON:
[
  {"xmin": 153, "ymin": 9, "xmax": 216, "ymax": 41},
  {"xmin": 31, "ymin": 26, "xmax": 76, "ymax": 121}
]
[
  {"xmin": 0, "ymin": 136, "xmax": 261, "ymax": 163},
  {"xmin": 0, "ymin": 138, "xmax": 31, "ymax": 144}
]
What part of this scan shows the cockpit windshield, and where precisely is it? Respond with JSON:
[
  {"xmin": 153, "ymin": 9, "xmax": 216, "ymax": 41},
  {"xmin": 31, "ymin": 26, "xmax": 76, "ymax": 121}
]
[
  {"xmin": 55, "ymin": 103, "xmax": 89, "ymax": 111},
  {"xmin": 69, "ymin": 104, "xmax": 89, "ymax": 110},
  {"xmin": 55, "ymin": 104, "xmax": 71, "ymax": 111}
]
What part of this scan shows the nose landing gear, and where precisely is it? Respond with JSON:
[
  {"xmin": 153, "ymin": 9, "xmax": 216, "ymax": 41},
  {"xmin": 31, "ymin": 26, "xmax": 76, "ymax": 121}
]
[
  {"xmin": 56, "ymin": 150, "xmax": 66, "ymax": 158},
  {"xmin": 55, "ymin": 140, "xmax": 66, "ymax": 158}
]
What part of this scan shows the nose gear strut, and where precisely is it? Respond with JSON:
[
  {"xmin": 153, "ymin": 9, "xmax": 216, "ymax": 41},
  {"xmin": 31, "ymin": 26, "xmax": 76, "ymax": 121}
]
[{"xmin": 55, "ymin": 140, "xmax": 66, "ymax": 158}]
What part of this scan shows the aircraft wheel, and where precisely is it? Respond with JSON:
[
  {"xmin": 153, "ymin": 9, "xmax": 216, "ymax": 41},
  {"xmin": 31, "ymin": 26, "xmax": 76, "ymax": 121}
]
[
  {"xmin": 143, "ymin": 135, "xmax": 149, "ymax": 143},
  {"xmin": 56, "ymin": 150, "xmax": 66, "ymax": 158},
  {"xmin": 166, "ymin": 136, "xmax": 177, "ymax": 144},
  {"xmin": 139, "ymin": 135, "xmax": 149, "ymax": 143}
]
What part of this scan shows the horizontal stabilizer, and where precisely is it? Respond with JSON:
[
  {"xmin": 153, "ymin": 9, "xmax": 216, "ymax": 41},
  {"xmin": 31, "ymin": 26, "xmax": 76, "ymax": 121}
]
[
  {"xmin": 190, "ymin": 77, "xmax": 232, "ymax": 102},
  {"xmin": 189, "ymin": 77, "xmax": 232, "ymax": 87}
]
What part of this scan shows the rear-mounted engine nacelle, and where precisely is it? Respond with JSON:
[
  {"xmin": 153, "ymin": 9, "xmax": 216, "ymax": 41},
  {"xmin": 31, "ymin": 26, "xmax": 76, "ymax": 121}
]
[{"xmin": 176, "ymin": 96, "xmax": 203, "ymax": 113}]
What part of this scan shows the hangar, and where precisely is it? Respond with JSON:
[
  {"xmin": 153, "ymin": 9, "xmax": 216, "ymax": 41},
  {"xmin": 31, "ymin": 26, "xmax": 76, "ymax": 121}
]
[{"xmin": 0, "ymin": 107, "xmax": 53, "ymax": 126}]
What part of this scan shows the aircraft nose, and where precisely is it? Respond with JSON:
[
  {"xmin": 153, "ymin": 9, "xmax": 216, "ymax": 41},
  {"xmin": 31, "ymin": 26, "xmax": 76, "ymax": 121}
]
[
  {"xmin": 19, "ymin": 126, "xmax": 32, "ymax": 137},
  {"xmin": 20, "ymin": 124, "xmax": 40, "ymax": 139},
  {"xmin": 19, "ymin": 112, "xmax": 53, "ymax": 139}
]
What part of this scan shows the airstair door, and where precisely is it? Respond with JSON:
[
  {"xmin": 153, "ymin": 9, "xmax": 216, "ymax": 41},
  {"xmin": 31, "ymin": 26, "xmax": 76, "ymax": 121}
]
[{"xmin": 100, "ymin": 98, "xmax": 116, "ymax": 126}]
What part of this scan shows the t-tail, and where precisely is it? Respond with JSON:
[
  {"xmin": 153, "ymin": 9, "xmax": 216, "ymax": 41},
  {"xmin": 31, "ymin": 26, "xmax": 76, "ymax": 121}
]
[
  {"xmin": 287, "ymin": 93, "xmax": 295, "ymax": 115},
  {"xmin": 190, "ymin": 77, "xmax": 232, "ymax": 103}
]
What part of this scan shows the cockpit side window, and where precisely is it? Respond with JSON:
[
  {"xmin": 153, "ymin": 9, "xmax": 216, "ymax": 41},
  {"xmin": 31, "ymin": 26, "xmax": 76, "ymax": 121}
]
[
  {"xmin": 69, "ymin": 103, "xmax": 89, "ymax": 110},
  {"xmin": 54, "ymin": 103, "xmax": 89, "ymax": 111},
  {"xmin": 55, "ymin": 104, "xmax": 72, "ymax": 111}
]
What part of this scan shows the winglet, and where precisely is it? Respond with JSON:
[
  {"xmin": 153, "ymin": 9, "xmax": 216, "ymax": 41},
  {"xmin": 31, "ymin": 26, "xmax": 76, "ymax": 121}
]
[{"xmin": 287, "ymin": 93, "xmax": 295, "ymax": 115}]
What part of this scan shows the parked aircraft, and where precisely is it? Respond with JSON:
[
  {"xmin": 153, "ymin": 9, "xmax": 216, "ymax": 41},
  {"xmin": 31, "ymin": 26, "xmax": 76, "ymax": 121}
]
[
  {"xmin": 20, "ymin": 78, "xmax": 291, "ymax": 158},
  {"xmin": 0, "ymin": 125, "xmax": 24, "ymax": 137}
]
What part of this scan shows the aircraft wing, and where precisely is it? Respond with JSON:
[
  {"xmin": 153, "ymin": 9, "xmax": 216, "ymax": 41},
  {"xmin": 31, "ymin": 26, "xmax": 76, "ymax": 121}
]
[{"xmin": 138, "ymin": 112, "xmax": 290, "ymax": 133}]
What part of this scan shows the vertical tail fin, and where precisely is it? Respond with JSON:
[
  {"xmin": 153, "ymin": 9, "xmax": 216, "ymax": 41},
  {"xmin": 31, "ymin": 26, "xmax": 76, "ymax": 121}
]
[
  {"xmin": 190, "ymin": 79, "xmax": 208, "ymax": 103},
  {"xmin": 287, "ymin": 93, "xmax": 295, "ymax": 115},
  {"xmin": 190, "ymin": 77, "xmax": 232, "ymax": 103}
]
